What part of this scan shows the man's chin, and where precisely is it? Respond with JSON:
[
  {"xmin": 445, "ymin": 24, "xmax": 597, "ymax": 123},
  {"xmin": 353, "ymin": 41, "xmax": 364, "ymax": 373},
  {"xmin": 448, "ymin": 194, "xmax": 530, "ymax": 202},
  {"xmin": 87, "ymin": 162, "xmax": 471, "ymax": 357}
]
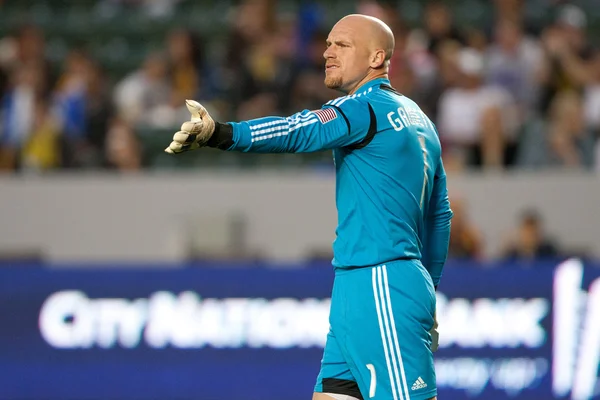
[{"xmin": 324, "ymin": 77, "xmax": 342, "ymax": 90}]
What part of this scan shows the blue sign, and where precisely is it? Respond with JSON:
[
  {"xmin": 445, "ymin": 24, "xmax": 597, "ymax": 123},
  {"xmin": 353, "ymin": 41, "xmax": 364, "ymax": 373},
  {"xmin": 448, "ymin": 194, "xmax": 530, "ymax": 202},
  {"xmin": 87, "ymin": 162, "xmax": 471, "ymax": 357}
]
[{"xmin": 0, "ymin": 258, "xmax": 599, "ymax": 400}]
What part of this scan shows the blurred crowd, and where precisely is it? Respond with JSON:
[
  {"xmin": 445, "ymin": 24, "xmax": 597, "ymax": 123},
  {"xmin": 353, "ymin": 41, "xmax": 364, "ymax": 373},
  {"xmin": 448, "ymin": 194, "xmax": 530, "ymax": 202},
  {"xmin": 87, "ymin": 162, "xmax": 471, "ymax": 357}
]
[
  {"xmin": 446, "ymin": 195, "xmax": 568, "ymax": 263},
  {"xmin": 0, "ymin": 0, "xmax": 599, "ymax": 174}
]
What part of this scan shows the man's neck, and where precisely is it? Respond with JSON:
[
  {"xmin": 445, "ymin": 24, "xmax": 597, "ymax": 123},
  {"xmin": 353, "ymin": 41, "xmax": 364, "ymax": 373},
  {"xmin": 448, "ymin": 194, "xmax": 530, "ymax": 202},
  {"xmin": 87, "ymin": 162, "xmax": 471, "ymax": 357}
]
[{"xmin": 347, "ymin": 71, "xmax": 389, "ymax": 95}]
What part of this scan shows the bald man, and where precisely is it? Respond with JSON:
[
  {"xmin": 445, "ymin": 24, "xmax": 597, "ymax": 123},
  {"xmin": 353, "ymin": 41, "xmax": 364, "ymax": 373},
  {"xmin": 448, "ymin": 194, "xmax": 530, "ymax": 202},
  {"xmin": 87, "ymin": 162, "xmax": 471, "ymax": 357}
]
[{"xmin": 165, "ymin": 14, "xmax": 452, "ymax": 400}]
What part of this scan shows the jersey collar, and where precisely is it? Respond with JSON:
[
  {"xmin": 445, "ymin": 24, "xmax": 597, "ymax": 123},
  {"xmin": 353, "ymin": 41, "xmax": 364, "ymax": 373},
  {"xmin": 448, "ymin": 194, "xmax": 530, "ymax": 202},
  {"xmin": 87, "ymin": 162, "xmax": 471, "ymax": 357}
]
[{"xmin": 353, "ymin": 77, "xmax": 391, "ymax": 94}]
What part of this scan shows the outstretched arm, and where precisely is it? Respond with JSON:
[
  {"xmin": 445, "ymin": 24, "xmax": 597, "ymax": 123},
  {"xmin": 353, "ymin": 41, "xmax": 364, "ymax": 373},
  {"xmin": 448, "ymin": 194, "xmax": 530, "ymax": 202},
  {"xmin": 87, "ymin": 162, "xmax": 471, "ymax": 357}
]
[{"xmin": 165, "ymin": 98, "xmax": 373, "ymax": 155}]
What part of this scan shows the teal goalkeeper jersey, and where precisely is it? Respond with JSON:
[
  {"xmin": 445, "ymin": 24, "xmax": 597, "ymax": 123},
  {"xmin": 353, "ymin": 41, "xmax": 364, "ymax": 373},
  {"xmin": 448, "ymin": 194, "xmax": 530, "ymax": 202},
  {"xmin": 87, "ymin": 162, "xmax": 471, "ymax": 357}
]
[{"xmin": 226, "ymin": 78, "xmax": 453, "ymax": 286}]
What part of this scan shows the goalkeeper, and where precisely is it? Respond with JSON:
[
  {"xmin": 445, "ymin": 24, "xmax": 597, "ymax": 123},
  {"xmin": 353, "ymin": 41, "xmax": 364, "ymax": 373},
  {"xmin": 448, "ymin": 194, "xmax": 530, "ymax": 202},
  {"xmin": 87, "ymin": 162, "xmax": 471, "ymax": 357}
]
[{"xmin": 166, "ymin": 14, "xmax": 453, "ymax": 400}]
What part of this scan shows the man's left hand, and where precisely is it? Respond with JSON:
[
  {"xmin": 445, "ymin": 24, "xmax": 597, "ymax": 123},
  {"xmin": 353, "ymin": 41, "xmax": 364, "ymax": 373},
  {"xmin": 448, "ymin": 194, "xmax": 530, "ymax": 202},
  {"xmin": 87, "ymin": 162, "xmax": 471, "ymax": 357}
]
[{"xmin": 165, "ymin": 100, "xmax": 215, "ymax": 154}]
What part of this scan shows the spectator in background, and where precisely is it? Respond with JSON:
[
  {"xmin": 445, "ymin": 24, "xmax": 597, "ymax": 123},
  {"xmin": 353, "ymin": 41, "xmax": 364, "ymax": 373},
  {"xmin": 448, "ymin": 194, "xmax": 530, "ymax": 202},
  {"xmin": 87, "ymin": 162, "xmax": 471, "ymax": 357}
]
[
  {"xmin": 491, "ymin": 0, "xmax": 539, "ymax": 35},
  {"xmin": 409, "ymin": 39, "xmax": 462, "ymax": 125},
  {"xmin": 463, "ymin": 27, "xmax": 488, "ymax": 54},
  {"xmin": 0, "ymin": 0, "xmax": 599, "ymax": 176},
  {"xmin": 267, "ymin": 15, "xmax": 302, "ymax": 114},
  {"xmin": 405, "ymin": 1, "xmax": 463, "ymax": 120},
  {"xmin": 539, "ymin": 4, "xmax": 595, "ymax": 113},
  {"xmin": 0, "ymin": 24, "xmax": 54, "ymax": 171},
  {"xmin": 492, "ymin": 0, "xmax": 522, "ymax": 27},
  {"xmin": 11, "ymin": 25, "xmax": 54, "ymax": 87},
  {"xmin": 166, "ymin": 29, "xmax": 207, "ymax": 103},
  {"xmin": 447, "ymin": 195, "xmax": 483, "ymax": 259},
  {"xmin": 434, "ymin": 40, "xmax": 463, "ymax": 89},
  {"xmin": 420, "ymin": 1, "xmax": 465, "ymax": 55},
  {"xmin": 485, "ymin": 18, "xmax": 546, "ymax": 120},
  {"xmin": 164, "ymin": 29, "xmax": 228, "ymax": 127},
  {"xmin": 54, "ymin": 50, "xmax": 107, "ymax": 168},
  {"xmin": 0, "ymin": 62, "xmax": 47, "ymax": 170},
  {"xmin": 84, "ymin": 61, "xmax": 113, "ymax": 164},
  {"xmin": 502, "ymin": 209, "xmax": 559, "ymax": 261},
  {"xmin": 105, "ymin": 117, "xmax": 141, "ymax": 171},
  {"xmin": 517, "ymin": 90, "xmax": 595, "ymax": 169},
  {"xmin": 113, "ymin": 51, "xmax": 171, "ymax": 127},
  {"xmin": 437, "ymin": 47, "xmax": 518, "ymax": 170},
  {"xmin": 20, "ymin": 97, "xmax": 61, "ymax": 171},
  {"xmin": 223, "ymin": 0, "xmax": 282, "ymax": 119}
]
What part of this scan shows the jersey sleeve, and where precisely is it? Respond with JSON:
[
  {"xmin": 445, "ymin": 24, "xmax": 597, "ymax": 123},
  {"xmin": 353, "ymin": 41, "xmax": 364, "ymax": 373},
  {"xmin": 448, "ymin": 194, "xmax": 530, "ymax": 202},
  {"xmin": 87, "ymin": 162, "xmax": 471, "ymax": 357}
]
[
  {"xmin": 422, "ymin": 161, "xmax": 453, "ymax": 288},
  {"xmin": 225, "ymin": 97, "xmax": 373, "ymax": 153}
]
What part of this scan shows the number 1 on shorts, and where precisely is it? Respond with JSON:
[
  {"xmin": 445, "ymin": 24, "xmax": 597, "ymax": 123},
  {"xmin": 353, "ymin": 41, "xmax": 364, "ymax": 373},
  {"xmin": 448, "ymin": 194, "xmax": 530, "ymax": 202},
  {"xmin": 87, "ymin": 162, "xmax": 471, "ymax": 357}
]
[{"xmin": 366, "ymin": 363, "xmax": 376, "ymax": 398}]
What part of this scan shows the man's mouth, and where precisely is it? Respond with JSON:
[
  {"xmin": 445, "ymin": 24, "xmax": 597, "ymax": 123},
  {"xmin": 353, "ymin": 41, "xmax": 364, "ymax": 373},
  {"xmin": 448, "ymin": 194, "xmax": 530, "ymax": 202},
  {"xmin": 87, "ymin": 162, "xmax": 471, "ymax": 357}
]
[{"xmin": 326, "ymin": 65, "xmax": 339, "ymax": 71}]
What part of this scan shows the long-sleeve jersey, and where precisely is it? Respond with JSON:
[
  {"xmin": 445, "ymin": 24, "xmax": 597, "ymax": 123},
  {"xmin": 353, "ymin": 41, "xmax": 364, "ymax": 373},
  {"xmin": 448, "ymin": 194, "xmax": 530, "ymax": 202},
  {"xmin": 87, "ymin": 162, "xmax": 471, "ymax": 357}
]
[{"xmin": 224, "ymin": 77, "xmax": 453, "ymax": 286}]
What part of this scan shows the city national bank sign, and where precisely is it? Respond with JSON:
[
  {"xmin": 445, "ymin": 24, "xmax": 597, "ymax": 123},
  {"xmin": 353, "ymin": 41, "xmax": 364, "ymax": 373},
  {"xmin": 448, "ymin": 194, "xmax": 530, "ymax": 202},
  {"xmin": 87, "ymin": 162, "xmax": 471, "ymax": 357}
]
[{"xmin": 3, "ymin": 258, "xmax": 599, "ymax": 399}]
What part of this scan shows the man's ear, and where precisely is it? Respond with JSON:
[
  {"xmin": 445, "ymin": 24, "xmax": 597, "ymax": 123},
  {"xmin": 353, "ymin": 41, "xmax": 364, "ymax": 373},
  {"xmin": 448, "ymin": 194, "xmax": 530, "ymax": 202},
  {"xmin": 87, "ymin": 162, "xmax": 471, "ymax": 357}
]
[{"xmin": 370, "ymin": 49, "xmax": 387, "ymax": 69}]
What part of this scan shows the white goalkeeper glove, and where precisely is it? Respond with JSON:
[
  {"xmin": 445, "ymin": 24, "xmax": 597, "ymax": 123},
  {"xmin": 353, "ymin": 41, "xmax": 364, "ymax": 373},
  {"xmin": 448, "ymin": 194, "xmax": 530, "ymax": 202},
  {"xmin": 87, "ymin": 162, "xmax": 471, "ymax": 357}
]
[
  {"xmin": 430, "ymin": 311, "xmax": 439, "ymax": 352},
  {"xmin": 165, "ymin": 100, "xmax": 215, "ymax": 154}
]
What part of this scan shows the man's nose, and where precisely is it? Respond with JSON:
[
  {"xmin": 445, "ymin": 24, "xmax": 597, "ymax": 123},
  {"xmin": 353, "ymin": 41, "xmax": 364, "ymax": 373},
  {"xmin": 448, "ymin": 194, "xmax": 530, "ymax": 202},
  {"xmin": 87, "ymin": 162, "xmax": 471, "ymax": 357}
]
[{"xmin": 323, "ymin": 47, "xmax": 334, "ymax": 60}]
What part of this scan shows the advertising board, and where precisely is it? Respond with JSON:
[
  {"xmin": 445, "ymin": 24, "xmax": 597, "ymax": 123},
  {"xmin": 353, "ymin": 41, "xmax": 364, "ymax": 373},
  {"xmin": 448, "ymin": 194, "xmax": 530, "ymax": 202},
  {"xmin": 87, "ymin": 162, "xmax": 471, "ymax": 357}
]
[{"xmin": 0, "ymin": 258, "xmax": 598, "ymax": 400}]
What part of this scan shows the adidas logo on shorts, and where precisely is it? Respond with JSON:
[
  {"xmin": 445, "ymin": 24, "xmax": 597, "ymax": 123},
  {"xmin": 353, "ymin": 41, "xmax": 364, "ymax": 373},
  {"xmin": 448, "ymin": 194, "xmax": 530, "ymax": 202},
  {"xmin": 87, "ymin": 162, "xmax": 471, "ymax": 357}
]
[{"xmin": 411, "ymin": 377, "xmax": 428, "ymax": 390}]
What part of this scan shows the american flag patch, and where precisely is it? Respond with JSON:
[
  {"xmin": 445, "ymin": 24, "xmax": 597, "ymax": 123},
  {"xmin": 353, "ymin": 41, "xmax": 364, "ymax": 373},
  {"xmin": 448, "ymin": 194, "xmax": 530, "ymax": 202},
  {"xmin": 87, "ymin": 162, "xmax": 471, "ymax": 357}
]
[{"xmin": 312, "ymin": 108, "xmax": 338, "ymax": 124}]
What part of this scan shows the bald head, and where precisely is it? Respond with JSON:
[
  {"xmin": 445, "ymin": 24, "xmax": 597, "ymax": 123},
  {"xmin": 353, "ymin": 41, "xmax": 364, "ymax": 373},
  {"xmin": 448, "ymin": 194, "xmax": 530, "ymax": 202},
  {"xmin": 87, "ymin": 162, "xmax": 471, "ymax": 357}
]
[
  {"xmin": 323, "ymin": 14, "xmax": 395, "ymax": 93},
  {"xmin": 336, "ymin": 14, "xmax": 395, "ymax": 64}
]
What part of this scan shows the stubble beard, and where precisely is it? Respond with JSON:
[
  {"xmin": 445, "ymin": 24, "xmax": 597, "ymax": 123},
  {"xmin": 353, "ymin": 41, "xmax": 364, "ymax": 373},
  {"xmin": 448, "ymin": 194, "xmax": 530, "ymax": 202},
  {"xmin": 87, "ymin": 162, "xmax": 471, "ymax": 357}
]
[{"xmin": 324, "ymin": 75, "xmax": 343, "ymax": 90}]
